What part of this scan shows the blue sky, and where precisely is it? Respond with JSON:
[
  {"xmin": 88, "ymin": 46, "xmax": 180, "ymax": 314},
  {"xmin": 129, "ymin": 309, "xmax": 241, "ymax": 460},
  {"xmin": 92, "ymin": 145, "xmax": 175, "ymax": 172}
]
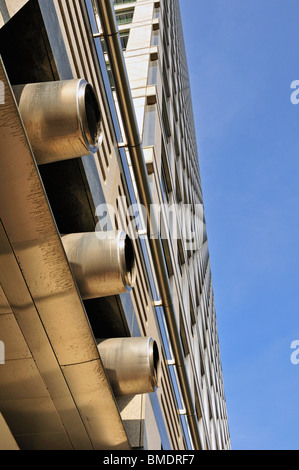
[{"xmin": 180, "ymin": 0, "xmax": 299, "ymax": 450}]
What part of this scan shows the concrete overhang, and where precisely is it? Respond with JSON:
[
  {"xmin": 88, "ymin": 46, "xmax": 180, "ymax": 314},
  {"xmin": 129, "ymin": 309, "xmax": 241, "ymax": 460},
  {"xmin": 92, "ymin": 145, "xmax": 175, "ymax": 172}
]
[{"xmin": 0, "ymin": 59, "xmax": 131, "ymax": 450}]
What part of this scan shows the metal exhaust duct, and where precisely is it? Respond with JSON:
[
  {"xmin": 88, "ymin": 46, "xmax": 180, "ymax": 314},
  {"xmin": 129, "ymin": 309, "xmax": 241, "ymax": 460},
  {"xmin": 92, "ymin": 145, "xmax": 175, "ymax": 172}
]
[
  {"xmin": 13, "ymin": 79, "xmax": 102, "ymax": 165},
  {"xmin": 61, "ymin": 230, "xmax": 136, "ymax": 299},
  {"xmin": 97, "ymin": 337, "xmax": 160, "ymax": 396}
]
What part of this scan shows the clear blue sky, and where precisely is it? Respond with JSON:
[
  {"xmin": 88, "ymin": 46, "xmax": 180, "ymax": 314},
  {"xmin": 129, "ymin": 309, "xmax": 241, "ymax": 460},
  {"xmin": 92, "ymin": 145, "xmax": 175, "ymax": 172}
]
[{"xmin": 180, "ymin": 0, "xmax": 299, "ymax": 450}]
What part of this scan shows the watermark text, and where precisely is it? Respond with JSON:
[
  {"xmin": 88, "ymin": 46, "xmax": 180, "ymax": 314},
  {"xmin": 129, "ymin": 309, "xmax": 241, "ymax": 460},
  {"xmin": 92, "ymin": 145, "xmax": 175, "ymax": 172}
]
[
  {"xmin": 290, "ymin": 340, "xmax": 299, "ymax": 365},
  {"xmin": 290, "ymin": 80, "xmax": 299, "ymax": 104},
  {"xmin": 95, "ymin": 198, "xmax": 204, "ymax": 251}
]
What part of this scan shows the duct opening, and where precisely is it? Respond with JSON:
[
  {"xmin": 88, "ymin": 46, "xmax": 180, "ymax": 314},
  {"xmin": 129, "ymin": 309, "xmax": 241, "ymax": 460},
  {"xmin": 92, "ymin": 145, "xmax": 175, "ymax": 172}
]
[
  {"xmin": 80, "ymin": 82, "xmax": 103, "ymax": 150},
  {"xmin": 123, "ymin": 234, "xmax": 135, "ymax": 286},
  {"xmin": 13, "ymin": 79, "xmax": 102, "ymax": 165},
  {"xmin": 151, "ymin": 338, "xmax": 160, "ymax": 389}
]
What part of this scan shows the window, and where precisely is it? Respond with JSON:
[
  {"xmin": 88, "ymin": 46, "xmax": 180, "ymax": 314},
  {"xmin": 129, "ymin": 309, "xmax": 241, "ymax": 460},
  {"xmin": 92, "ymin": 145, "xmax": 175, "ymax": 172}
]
[
  {"xmin": 161, "ymin": 144, "xmax": 172, "ymax": 202},
  {"xmin": 189, "ymin": 291, "xmax": 196, "ymax": 325},
  {"xmin": 161, "ymin": 161, "xmax": 169, "ymax": 203},
  {"xmin": 175, "ymin": 170, "xmax": 182, "ymax": 203},
  {"xmin": 115, "ymin": 9, "xmax": 134, "ymax": 25},
  {"xmin": 106, "ymin": 63, "xmax": 115, "ymax": 91},
  {"xmin": 161, "ymin": 231, "xmax": 173, "ymax": 277},
  {"xmin": 120, "ymin": 31, "xmax": 129, "ymax": 50},
  {"xmin": 162, "ymin": 62, "xmax": 170, "ymax": 97},
  {"xmin": 147, "ymin": 60, "xmax": 158, "ymax": 85},
  {"xmin": 142, "ymin": 105, "xmax": 156, "ymax": 146},
  {"xmin": 153, "ymin": 6, "xmax": 160, "ymax": 19},
  {"xmin": 113, "ymin": 0, "xmax": 135, "ymax": 4},
  {"xmin": 199, "ymin": 347, "xmax": 205, "ymax": 377},
  {"xmin": 151, "ymin": 29, "xmax": 159, "ymax": 47},
  {"xmin": 177, "ymin": 238, "xmax": 184, "ymax": 275},
  {"xmin": 161, "ymin": 98, "xmax": 171, "ymax": 139},
  {"xmin": 194, "ymin": 386, "xmax": 202, "ymax": 421},
  {"xmin": 101, "ymin": 32, "xmax": 129, "ymax": 52},
  {"xmin": 173, "ymin": 119, "xmax": 180, "ymax": 156},
  {"xmin": 180, "ymin": 311, "xmax": 189, "ymax": 358}
]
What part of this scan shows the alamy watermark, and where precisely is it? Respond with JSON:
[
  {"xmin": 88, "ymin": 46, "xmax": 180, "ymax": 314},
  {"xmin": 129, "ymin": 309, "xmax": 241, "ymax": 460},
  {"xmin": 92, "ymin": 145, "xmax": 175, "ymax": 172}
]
[
  {"xmin": 290, "ymin": 340, "xmax": 299, "ymax": 365},
  {"xmin": 0, "ymin": 341, "xmax": 4, "ymax": 365},
  {"xmin": 286, "ymin": 86, "xmax": 299, "ymax": 364},
  {"xmin": 94, "ymin": 197, "xmax": 204, "ymax": 250},
  {"xmin": 290, "ymin": 80, "xmax": 299, "ymax": 104}
]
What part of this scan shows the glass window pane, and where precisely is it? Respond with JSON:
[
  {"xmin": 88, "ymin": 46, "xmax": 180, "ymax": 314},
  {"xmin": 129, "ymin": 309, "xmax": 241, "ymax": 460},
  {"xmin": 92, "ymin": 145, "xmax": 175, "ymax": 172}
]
[
  {"xmin": 151, "ymin": 30, "xmax": 159, "ymax": 46},
  {"xmin": 143, "ymin": 105, "xmax": 156, "ymax": 146},
  {"xmin": 148, "ymin": 60, "xmax": 158, "ymax": 85},
  {"xmin": 120, "ymin": 32, "xmax": 129, "ymax": 50},
  {"xmin": 113, "ymin": 0, "xmax": 135, "ymax": 4},
  {"xmin": 116, "ymin": 9, "xmax": 134, "ymax": 25}
]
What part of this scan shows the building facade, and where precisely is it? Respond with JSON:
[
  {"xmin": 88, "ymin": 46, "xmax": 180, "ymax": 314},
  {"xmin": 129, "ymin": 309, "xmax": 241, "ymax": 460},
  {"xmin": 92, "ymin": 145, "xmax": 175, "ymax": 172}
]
[{"xmin": 0, "ymin": 0, "xmax": 230, "ymax": 450}]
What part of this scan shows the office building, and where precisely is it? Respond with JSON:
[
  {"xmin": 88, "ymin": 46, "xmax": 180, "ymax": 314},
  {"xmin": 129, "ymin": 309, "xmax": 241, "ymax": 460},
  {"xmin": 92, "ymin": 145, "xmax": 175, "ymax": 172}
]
[{"xmin": 0, "ymin": 0, "xmax": 230, "ymax": 450}]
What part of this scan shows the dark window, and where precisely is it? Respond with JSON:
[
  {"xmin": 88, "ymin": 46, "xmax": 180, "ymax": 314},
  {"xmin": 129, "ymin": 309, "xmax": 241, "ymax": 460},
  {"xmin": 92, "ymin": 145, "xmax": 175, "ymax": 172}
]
[
  {"xmin": 120, "ymin": 31, "xmax": 130, "ymax": 50},
  {"xmin": 114, "ymin": 0, "xmax": 135, "ymax": 4},
  {"xmin": 115, "ymin": 9, "xmax": 134, "ymax": 25}
]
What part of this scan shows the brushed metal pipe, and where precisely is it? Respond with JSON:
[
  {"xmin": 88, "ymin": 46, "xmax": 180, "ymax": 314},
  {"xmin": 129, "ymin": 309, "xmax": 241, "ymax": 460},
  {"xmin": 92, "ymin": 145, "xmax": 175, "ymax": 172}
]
[
  {"xmin": 13, "ymin": 79, "xmax": 102, "ymax": 165},
  {"xmin": 97, "ymin": 337, "xmax": 160, "ymax": 396},
  {"xmin": 62, "ymin": 230, "xmax": 136, "ymax": 299},
  {"xmin": 94, "ymin": 0, "xmax": 201, "ymax": 449}
]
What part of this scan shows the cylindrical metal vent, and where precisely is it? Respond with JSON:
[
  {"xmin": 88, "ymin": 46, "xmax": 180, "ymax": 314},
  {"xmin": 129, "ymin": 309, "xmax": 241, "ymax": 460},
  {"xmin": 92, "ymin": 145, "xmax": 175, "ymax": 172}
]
[
  {"xmin": 13, "ymin": 79, "xmax": 102, "ymax": 164},
  {"xmin": 61, "ymin": 230, "xmax": 136, "ymax": 299},
  {"xmin": 97, "ymin": 337, "xmax": 160, "ymax": 396}
]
